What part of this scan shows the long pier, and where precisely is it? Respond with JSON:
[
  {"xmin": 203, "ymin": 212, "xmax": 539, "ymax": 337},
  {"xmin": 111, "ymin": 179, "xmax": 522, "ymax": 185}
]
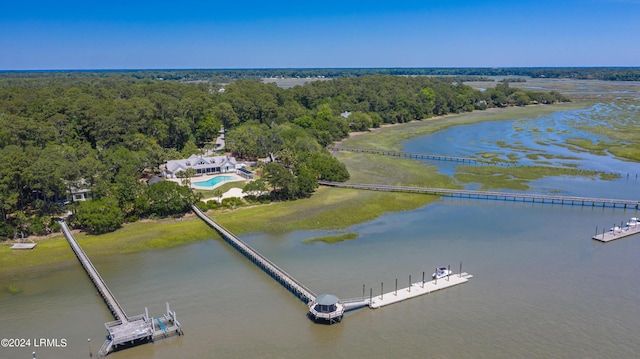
[
  {"xmin": 192, "ymin": 205, "xmax": 316, "ymax": 303},
  {"xmin": 318, "ymin": 181, "xmax": 640, "ymax": 209},
  {"xmin": 329, "ymin": 146, "xmax": 483, "ymax": 164},
  {"xmin": 60, "ymin": 220, "xmax": 182, "ymax": 356},
  {"xmin": 60, "ymin": 220, "xmax": 129, "ymax": 322}
]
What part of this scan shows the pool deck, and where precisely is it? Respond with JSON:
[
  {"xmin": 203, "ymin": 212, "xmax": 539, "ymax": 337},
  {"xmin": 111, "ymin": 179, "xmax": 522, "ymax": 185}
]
[{"xmin": 167, "ymin": 173, "xmax": 247, "ymax": 190}]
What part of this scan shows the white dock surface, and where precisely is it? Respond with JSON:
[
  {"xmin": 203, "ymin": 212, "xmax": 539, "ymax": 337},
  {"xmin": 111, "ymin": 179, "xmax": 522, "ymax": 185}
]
[
  {"xmin": 369, "ymin": 272, "xmax": 473, "ymax": 309},
  {"xmin": 11, "ymin": 243, "xmax": 37, "ymax": 249},
  {"xmin": 593, "ymin": 225, "xmax": 640, "ymax": 242}
]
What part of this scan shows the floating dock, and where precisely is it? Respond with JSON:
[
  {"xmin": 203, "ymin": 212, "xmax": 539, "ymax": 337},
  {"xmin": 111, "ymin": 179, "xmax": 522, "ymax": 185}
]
[
  {"xmin": 192, "ymin": 205, "xmax": 473, "ymax": 323},
  {"xmin": 11, "ymin": 242, "xmax": 37, "ymax": 249},
  {"xmin": 593, "ymin": 224, "xmax": 640, "ymax": 242},
  {"xmin": 369, "ymin": 273, "xmax": 473, "ymax": 309}
]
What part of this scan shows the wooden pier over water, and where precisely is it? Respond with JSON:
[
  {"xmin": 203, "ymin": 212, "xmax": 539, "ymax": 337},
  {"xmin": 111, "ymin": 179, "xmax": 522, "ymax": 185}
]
[
  {"xmin": 192, "ymin": 205, "xmax": 316, "ymax": 303},
  {"xmin": 192, "ymin": 205, "xmax": 473, "ymax": 322},
  {"xmin": 318, "ymin": 181, "xmax": 640, "ymax": 209},
  {"xmin": 329, "ymin": 146, "xmax": 483, "ymax": 164},
  {"xmin": 60, "ymin": 220, "xmax": 182, "ymax": 357}
]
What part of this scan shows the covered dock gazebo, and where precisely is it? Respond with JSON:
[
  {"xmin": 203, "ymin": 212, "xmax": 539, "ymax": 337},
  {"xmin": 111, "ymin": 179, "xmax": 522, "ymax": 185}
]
[{"xmin": 307, "ymin": 294, "xmax": 345, "ymax": 324}]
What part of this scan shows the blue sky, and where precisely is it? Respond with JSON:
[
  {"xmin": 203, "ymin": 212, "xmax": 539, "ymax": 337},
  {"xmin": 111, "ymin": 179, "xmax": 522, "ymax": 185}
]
[{"xmin": 1, "ymin": 0, "xmax": 638, "ymax": 70}]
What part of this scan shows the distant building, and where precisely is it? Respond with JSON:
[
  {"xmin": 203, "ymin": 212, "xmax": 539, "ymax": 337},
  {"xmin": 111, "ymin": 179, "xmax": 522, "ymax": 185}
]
[
  {"xmin": 146, "ymin": 176, "xmax": 164, "ymax": 186},
  {"xmin": 340, "ymin": 111, "xmax": 352, "ymax": 119},
  {"xmin": 164, "ymin": 155, "xmax": 238, "ymax": 179},
  {"xmin": 66, "ymin": 179, "xmax": 92, "ymax": 202}
]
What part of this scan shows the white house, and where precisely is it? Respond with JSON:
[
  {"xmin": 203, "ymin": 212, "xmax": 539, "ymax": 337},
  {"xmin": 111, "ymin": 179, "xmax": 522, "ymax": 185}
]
[
  {"xmin": 164, "ymin": 155, "xmax": 238, "ymax": 179},
  {"xmin": 65, "ymin": 179, "xmax": 92, "ymax": 202}
]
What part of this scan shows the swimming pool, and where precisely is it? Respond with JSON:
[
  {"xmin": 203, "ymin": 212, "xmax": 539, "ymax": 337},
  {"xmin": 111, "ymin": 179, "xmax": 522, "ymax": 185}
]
[{"xmin": 193, "ymin": 175, "xmax": 235, "ymax": 188}]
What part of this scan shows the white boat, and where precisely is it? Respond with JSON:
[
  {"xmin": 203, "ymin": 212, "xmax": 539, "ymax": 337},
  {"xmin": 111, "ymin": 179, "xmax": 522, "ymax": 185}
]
[
  {"xmin": 432, "ymin": 267, "xmax": 452, "ymax": 279},
  {"xmin": 627, "ymin": 218, "xmax": 639, "ymax": 227}
]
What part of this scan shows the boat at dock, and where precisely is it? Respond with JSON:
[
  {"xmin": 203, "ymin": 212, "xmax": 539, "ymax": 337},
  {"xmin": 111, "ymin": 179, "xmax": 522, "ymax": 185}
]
[{"xmin": 432, "ymin": 267, "xmax": 452, "ymax": 279}]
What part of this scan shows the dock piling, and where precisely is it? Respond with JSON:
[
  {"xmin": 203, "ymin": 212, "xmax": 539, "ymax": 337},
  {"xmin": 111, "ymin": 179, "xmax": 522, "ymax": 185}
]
[{"xmin": 370, "ymin": 288, "xmax": 373, "ymax": 306}]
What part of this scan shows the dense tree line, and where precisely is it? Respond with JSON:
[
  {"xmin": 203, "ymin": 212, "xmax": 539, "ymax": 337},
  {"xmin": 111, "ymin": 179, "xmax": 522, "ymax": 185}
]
[
  {"xmin": 3, "ymin": 67, "xmax": 640, "ymax": 83},
  {"xmin": 0, "ymin": 73, "xmax": 567, "ymax": 238}
]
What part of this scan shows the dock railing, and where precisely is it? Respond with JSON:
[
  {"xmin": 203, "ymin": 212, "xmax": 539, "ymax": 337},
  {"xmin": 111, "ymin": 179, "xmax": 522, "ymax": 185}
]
[
  {"xmin": 318, "ymin": 181, "xmax": 640, "ymax": 209},
  {"xmin": 340, "ymin": 297, "xmax": 371, "ymax": 310},
  {"xmin": 192, "ymin": 205, "xmax": 317, "ymax": 303},
  {"xmin": 328, "ymin": 147, "xmax": 484, "ymax": 164},
  {"xmin": 60, "ymin": 220, "xmax": 129, "ymax": 322}
]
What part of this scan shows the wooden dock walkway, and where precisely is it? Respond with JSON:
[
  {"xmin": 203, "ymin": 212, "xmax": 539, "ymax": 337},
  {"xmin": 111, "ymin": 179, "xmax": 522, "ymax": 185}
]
[
  {"xmin": 192, "ymin": 205, "xmax": 317, "ymax": 303},
  {"xmin": 192, "ymin": 207, "xmax": 476, "ymax": 321},
  {"xmin": 369, "ymin": 273, "xmax": 473, "ymax": 309},
  {"xmin": 329, "ymin": 146, "xmax": 483, "ymax": 164},
  {"xmin": 318, "ymin": 181, "xmax": 640, "ymax": 209},
  {"xmin": 60, "ymin": 220, "xmax": 129, "ymax": 322},
  {"xmin": 60, "ymin": 220, "xmax": 182, "ymax": 357}
]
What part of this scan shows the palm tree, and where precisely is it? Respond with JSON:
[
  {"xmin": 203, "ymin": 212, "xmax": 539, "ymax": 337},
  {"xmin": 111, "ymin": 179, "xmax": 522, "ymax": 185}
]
[
  {"xmin": 180, "ymin": 168, "xmax": 197, "ymax": 189},
  {"xmin": 212, "ymin": 189, "xmax": 224, "ymax": 203}
]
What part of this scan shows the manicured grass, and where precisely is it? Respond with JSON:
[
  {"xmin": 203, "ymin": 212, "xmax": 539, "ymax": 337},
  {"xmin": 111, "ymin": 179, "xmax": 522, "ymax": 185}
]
[
  {"xmin": 303, "ymin": 233, "xmax": 358, "ymax": 244},
  {"xmin": 194, "ymin": 181, "xmax": 246, "ymax": 198}
]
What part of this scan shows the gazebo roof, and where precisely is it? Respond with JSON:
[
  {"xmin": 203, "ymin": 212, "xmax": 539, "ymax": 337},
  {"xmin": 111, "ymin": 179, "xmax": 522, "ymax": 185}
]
[{"xmin": 315, "ymin": 294, "xmax": 340, "ymax": 306}]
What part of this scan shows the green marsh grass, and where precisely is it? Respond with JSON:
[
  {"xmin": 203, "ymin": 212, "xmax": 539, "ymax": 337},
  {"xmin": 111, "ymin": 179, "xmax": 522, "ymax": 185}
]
[
  {"xmin": 454, "ymin": 165, "xmax": 619, "ymax": 190},
  {"xmin": 303, "ymin": 233, "xmax": 358, "ymax": 244},
  {"xmin": 0, "ymin": 216, "xmax": 215, "ymax": 277},
  {"xmin": 0, "ymin": 101, "xmax": 598, "ymax": 273},
  {"xmin": 6, "ymin": 285, "xmax": 22, "ymax": 294}
]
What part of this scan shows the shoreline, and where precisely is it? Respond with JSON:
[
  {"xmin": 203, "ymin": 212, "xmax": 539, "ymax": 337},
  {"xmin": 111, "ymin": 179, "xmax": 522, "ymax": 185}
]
[{"xmin": 0, "ymin": 101, "xmax": 594, "ymax": 279}]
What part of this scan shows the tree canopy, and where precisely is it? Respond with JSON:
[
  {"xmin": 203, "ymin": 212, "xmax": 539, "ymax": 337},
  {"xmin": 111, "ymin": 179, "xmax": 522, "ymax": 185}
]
[{"xmin": 0, "ymin": 72, "xmax": 569, "ymax": 239}]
